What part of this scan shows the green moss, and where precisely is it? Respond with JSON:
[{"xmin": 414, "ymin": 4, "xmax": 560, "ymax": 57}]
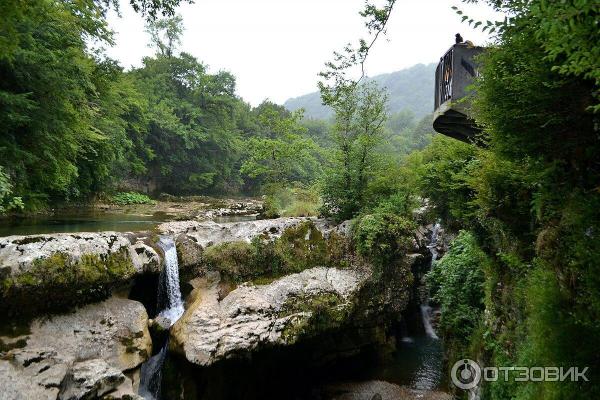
[
  {"xmin": 1, "ymin": 248, "xmax": 136, "ymax": 317},
  {"xmin": 120, "ymin": 333, "xmax": 146, "ymax": 356},
  {"xmin": 203, "ymin": 241, "xmax": 256, "ymax": 279},
  {"xmin": 325, "ymin": 231, "xmax": 352, "ymax": 268},
  {"xmin": 274, "ymin": 221, "xmax": 328, "ymax": 272},
  {"xmin": 279, "ymin": 292, "xmax": 352, "ymax": 343},
  {"xmin": 202, "ymin": 221, "xmax": 338, "ymax": 284},
  {"xmin": 250, "ymin": 275, "xmax": 282, "ymax": 285}
]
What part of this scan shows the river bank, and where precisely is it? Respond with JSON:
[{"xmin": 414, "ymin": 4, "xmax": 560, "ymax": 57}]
[{"xmin": 0, "ymin": 197, "xmax": 263, "ymax": 236}]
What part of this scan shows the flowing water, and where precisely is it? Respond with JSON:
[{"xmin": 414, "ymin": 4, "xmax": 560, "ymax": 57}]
[
  {"xmin": 139, "ymin": 345, "xmax": 168, "ymax": 400},
  {"xmin": 139, "ymin": 224, "xmax": 447, "ymax": 400},
  {"xmin": 328, "ymin": 222, "xmax": 446, "ymax": 394},
  {"xmin": 420, "ymin": 222, "xmax": 441, "ymax": 341},
  {"xmin": 156, "ymin": 237, "xmax": 184, "ymax": 325},
  {"xmin": 0, "ymin": 209, "xmax": 170, "ymax": 236},
  {"xmin": 402, "ymin": 222, "xmax": 444, "ymax": 391},
  {"xmin": 139, "ymin": 236, "xmax": 184, "ymax": 400}
]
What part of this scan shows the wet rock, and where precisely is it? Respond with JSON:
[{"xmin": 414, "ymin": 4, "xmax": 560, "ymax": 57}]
[
  {"xmin": 130, "ymin": 240, "xmax": 161, "ymax": 274},
  {"xmin": 201, "ymin": 200, "xmax": 263, "ymax": 220},
  {"xmin": 0, "ymin": 233, "xmax": 135, "ymax": 276},
  {"xmin": 170, "ymin": 267, "xmax": 367, "ymax": 366},
  {"xmin": 0, "ymin": 359, "xmax": 59, "ymax": 400},
  {"xmin": 0, "ymin": 297, "xmax": 151, "ymax": 400},
  {"xmin": 26, "ymin": 297, "xmax": 151, "ymax": 371}
]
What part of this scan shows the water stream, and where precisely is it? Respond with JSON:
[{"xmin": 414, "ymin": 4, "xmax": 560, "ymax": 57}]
[
  {"xmin": 410, "ymin": 222, "xmax": 443, "ymax": 390},
  {"xmin": 421, "ymin": 222, "xmax": 441, "ymax": 341},
  {"xmin": 156, "ymin": 237, "xmax": 184, "ymax": 325},
  {"xmin": 139, "ymin": 236, "xmax": 184, "ymax": 400},
  {"xmin": 138, "ymin": 225, "xmax": 447, "ymax": 398},
  {"xmin": 337, "ymin": 222, "xmax": 445, "ymax": 394}
]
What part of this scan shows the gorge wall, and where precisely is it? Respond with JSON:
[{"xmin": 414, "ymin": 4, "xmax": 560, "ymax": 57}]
[{"xmin": 0, "ymin": 216, "xmax": 444, "ymax": 400}]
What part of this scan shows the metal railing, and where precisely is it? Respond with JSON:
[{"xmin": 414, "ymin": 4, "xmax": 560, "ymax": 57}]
[{"xmin": 434, "ymin": 48, "xmax": 453, "ymax": 110}]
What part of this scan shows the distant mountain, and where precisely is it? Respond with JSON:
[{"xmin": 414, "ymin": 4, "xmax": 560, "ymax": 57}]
[{"xmin": 284, "ymin": 63, "xmax": 436, "ymax": 120}]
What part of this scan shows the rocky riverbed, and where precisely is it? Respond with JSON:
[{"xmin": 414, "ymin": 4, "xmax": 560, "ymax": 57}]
[{"xmin": 0, "ymin": 214, "xmax": 447, "ymax": 400}]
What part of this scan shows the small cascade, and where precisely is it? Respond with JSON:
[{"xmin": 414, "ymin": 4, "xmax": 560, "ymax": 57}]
[
  {"xmin": 426, "ymin": 222, "xmax": 441, "ymax": 263},
  {"xmin": 156, "ymin": 236, "xmax": 184, "ymax": 325},
  {"xmin": 421, "ymin": 222, "xmax": 441, "ymax": 340},
  {"xmin": 420, "ymin": 304, "xmax": 439, "ymax": 340},
  {"xmin": 139, "ymin": 344, "xmax": 168, "ymax": 400},
  {"xmin": 139, "ymin": 236, "xmax": 184, "ymax": 400}
]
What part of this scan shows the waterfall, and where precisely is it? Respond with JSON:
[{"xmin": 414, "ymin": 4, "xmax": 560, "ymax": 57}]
[
  {"xmin": 420, "ymin": 304, "xmax": 439, "ymax": 340},
  {"xmin": 156, "ymin": 236, "xmax": 184, "ymax": 326},
  {"xmin": 139, "ymin": 344, "xmax": 168, "ymax": 400},
  {"xmin": 139, "ymin": 236, "xmax": 184, "ymax": 400},
  {"xmin": 426, "ymin": 222, "xmax": 441, "ymax": 263},
  {"xmin": 421, "ymin": 222, "xmax": 441, "ymax": 340}
]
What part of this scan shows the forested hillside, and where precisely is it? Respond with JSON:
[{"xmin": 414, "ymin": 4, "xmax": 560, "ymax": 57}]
[{"xmin": 284, "ymin": 63, "xmax": 436, "ymax": 120}]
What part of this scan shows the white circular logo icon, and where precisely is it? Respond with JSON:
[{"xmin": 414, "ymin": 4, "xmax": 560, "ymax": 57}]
[{"xmin": 451, "ymin": 359, "xmax": 482, "ymax": 390}]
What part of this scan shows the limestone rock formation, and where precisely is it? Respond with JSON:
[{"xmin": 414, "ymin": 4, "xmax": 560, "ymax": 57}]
[
  {"xmin": 170, "ymin": 267, "xmax": 368, "ymax": 366},
  {"xmin": 0, "ymin": 232, "xmax": 161, "ymax": 315},
  {"xmin": 0, "ymin": 297, "xmax": 151, "ymax": 400},
  {"xmin": 58, "ymin": 359, "xmax": 126, "ymax": 400},
  {"xmin": 159, "ymin": 217, "xmax": 316, "ymax": 247}
]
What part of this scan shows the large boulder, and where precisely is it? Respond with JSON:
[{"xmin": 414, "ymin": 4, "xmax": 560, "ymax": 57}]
[
  {"xmin": 159, "ymin": 217, "xmax": 316, "ymax": 247},
  {"xmin": 58, "ymin": 359, "xmax": 126, "ymax": 400},
  {"xmin": 0, "ymin": 232, "xmax": 161, "ymax": 315},
  {"xmin": 163, "ymin": 218, "xmax": 349, "ymax": 278},
  {"xmin": 170, "ymin": 267, "xmax": 368, "ymax": 366},
  {"xmin": 0, "ymin": 297, "xmax": 151, "ymax": 400}
]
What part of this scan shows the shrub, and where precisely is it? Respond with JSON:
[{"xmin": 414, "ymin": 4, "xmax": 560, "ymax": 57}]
[
  {"xmin": 0, "ymin": 167, "xmax": 24, "ymax": 214},
  {"xmin": 353, "ymin": 212, "xmax": 415, "ymax": 270},
  {"xmin": 110, "ymin": 191, "xmax": 155, "ymax": 206},
  {"xmin": 202, "ymin": 239, "xmax": 281, "ymax": 281},
  {"xmin": 202, "ymin": 221, "xmax": 344, "ymax": 282},
  {"xmin": 425, "ymin": 231, "xmax": 486, "ymax": 350},
  {"xmin": 274, "ymin": 221, "xmax": 328, "ymax": 272},
  {"xmin": 262, "ymin": 184, "xmax": 321, "ymax": 218}
]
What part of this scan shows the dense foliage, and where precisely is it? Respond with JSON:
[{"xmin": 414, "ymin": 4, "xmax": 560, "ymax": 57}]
[
  {"xmin": 110, "ymin": 191, "xmax": 155, "ymax": 206},
  {"xmin": 394, "ymin": 1, "xmax": 600, "ymax": 399},
  {"xmin": 0, "ymin": 8, "xmax": 329, "ymax": 211},
  {"xmin": 426, "ymin": 231, "xmax": 487, "ymax": 359}
]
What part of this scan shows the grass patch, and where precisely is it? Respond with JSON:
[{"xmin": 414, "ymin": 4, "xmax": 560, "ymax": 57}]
[{"xmin": 263, "ymin": 184, "xmax": 321, "ymax": 218}]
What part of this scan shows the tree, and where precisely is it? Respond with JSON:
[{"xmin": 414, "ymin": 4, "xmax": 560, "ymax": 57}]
[
  {"xmin": 146, "ymin": 15, "xmax": 183, "ymax": 57},
  {"xmin": 0, "ymin": 0, "xmax": 122, "ymax": 207},
  {"xmin": 321, "ymin": 82, "xmax": 388, "ymax": 220},
  {"xmin": 240, "ymin": 104, "xmax": 323, "ymax": 191}
]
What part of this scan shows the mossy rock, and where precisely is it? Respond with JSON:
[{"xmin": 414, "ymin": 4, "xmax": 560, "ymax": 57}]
[
  {"xmin": 279, "ymin": 292, "xmax": 353, "ymax": 344},
  {"xmin": 0, "ymin": 248, "xmax": 136, "ymax": 317},
  {"xmin": 274, "ymin": 221, "xmax": 328, "ymax": 272},
  {"xmin": 201, "ymin": 221, "xmax": 334, "ymax": 283}
]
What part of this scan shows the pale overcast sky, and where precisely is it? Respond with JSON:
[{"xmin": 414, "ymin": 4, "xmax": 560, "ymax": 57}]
[{"xmin": 106, "ymin": 0, "xmax": 502, "ymax": 106}]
